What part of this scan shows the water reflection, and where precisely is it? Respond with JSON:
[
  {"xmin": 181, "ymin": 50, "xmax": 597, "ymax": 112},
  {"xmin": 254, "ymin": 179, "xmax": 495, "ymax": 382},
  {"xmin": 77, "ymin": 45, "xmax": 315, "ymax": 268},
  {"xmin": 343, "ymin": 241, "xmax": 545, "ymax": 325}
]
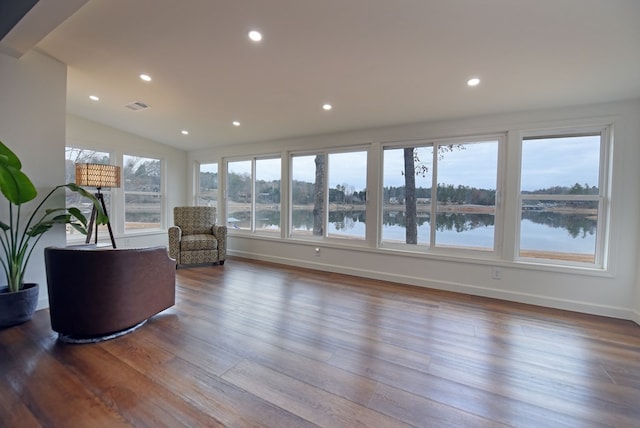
[
  {"xmin": 329, "ymin": 210, "xmax": 366, "ymax": 231},
  {"xmin": 436, "ymin": 212, "xmax": 495, "ymax": 233},
  {"xmin": 521, "ymin": 211, "xmax": 596, "ymax": 238},
  {"xmin": 231, "ymin": 208, "xmax": 597, "ymax": 244}
]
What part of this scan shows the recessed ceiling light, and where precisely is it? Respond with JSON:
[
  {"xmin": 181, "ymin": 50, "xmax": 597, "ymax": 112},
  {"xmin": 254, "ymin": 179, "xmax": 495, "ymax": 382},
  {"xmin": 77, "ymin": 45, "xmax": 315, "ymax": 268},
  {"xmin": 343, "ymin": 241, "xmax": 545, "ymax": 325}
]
[
  {"xmin": 140, "ymin": 74, "xmax": 152, "ymax": 82},
  {"xmin": 232, "ymin": 121, "xmax": 241, "ymax": 127},
  {"xmin": 181, "ymin": 130, "xmax": 189, "ymax": 135},
  {"xmin": 248, "ymin": 30, "xmax": 262, "ymax": 42},
  {"xmin": 89, "ymin": 95, "xmax": 100, "ymax": 101},
  {"xmin": 467, "ymin": 77, "xmax": 480, "ymax": 87},
  {"xmin": 322, "ymin": 103, "xmax": 333, "ymax": 111}
]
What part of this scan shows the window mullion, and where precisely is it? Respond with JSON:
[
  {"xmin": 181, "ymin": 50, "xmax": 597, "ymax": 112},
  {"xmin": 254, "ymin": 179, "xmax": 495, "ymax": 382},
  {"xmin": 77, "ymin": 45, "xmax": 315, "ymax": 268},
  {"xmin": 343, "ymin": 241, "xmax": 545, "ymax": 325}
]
[
  {"xmin": 323, "ymin": 153, "xmax": 329, "ymax": 238},
  {"xmin": 430, "ymin": 143, "xmax": 437, "ymax": 249},
  {"xmin": 251, "ymin": 159, "xmax": 257, "ymax": 232}
]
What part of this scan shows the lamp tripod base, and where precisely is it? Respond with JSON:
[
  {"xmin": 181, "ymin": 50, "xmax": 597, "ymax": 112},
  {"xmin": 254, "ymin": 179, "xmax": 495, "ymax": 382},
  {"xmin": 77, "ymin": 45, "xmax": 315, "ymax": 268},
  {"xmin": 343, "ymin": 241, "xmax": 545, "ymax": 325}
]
[{"xmin": 85, "ymin": 190, "xmax": 116, "ymax": 248}]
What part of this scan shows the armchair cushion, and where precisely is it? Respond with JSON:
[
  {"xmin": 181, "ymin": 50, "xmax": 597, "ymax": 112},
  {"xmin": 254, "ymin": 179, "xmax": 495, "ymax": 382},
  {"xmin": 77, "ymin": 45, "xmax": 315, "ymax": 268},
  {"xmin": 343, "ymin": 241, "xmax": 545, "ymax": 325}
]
[{"xmin": 181, "ymin": 234, "xmax": 219, "ymax": 251}]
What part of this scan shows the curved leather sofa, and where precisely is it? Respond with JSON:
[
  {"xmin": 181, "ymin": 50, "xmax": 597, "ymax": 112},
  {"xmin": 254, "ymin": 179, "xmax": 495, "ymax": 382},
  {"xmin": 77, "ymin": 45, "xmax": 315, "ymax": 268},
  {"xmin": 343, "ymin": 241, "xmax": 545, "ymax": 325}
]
[{"xmin": 45, "ymin": 245, "xmax": 176, "ymax": 342}]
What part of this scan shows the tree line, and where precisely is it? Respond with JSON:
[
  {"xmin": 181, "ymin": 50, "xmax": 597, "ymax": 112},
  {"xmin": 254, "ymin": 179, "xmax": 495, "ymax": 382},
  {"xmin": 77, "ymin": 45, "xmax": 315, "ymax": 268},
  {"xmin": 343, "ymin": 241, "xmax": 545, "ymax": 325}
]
[
  {"xmin": 384, "ymin": 184, "xmax": 495, "ymax": 206},
  {"xmin": 224, "ymin": 171, "xmax": 370, "ymax": 206},
  {"xmin": 225, "ymin": 172, "xmax": 281, "ymax": 204},
  {"xmin": 523, "ymin": 183, "xmax": 598, "ymax": 195}
]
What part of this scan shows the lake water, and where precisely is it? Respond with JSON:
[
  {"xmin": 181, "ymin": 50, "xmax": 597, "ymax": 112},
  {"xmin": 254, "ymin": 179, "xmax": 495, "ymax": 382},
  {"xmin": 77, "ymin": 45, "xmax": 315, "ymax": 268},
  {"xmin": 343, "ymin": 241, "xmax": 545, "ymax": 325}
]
[{"xmin": 232, "ymin": 209, "xmax": 597, "ymax": 255}]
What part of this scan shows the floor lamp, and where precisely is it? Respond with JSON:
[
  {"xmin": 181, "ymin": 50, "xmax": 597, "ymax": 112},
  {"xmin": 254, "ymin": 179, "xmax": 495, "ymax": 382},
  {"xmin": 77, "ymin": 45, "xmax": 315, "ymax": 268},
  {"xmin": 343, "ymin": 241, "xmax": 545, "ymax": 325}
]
[{"xmin": 75, "ymin": 163, "xmax": 120, "ymax": 248}]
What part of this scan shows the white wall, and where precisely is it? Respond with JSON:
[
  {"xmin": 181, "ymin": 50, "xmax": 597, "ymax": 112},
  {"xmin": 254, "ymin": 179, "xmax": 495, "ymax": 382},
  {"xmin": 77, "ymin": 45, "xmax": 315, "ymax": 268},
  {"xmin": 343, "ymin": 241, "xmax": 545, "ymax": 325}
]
[
  {"xmin": 66, "ymin": 114, "xmax": 189, "ymax": 248},
  {"xmin": 190, "ymin": 99, "xmax": 640, "ymax": 321},
  {"xmin": 634, "ymin": 104, "xmax": 640, "ymax": 326},
  {"xmin": 635, "ymin": 253, "xmax": 640, "ymax": 324},
  {"xmin": 0, "ymin": 50, "xmax": 67, "ymax": 310}
]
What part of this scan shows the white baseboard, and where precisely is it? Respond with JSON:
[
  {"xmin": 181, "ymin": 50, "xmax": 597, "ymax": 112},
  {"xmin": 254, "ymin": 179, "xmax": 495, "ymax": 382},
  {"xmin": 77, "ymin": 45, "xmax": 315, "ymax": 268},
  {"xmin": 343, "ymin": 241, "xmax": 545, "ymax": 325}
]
[
  {"xmin": 229, "ymin": 250, "xmax": 634, "ymax": 321},
  {"xmin": 37, "ymin": 296, "xmax": 49, "ymax": 311}
]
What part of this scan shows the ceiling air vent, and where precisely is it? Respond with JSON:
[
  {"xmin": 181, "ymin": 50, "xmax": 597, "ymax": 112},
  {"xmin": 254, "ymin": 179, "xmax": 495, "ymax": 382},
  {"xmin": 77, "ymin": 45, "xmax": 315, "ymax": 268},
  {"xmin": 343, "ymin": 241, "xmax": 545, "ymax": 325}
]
[{"xmin": 125, "ymin": 101, "xmax": 151, "ymax": 111}]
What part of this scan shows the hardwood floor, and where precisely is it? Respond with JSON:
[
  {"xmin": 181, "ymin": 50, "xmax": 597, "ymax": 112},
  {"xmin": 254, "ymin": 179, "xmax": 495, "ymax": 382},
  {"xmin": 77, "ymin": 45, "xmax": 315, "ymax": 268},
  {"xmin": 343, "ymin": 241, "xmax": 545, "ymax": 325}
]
[{"xmin": 2, "ymin": 257, "xmax": 640, "ymax": 427}]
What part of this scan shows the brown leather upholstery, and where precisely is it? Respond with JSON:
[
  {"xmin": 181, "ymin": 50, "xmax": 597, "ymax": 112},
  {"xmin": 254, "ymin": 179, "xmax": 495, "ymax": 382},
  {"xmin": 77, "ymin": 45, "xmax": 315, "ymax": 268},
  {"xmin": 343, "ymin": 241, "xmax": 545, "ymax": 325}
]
[{"xmin": 45, "ymin": 246, "xmax": 175, "ymax": 339}]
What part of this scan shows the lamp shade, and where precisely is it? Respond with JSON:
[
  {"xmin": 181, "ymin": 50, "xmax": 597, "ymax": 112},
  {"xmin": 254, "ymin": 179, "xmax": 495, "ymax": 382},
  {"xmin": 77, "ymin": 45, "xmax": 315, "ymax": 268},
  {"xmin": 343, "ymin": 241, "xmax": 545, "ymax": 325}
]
[{"xmin": 75, "ymin": 163, "xmax": 121, "ymax": 188}]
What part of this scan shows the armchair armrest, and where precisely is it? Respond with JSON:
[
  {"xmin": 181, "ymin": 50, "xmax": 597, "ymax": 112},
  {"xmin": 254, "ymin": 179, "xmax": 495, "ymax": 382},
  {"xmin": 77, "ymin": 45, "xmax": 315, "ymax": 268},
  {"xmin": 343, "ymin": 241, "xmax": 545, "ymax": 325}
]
[
  {"xmin": 168, "ymin": 226, "xmax": 182, "ymax": 262},
  {"xmin": 212, "ymin": 225, "xmax": 227, "ymax": 262}
]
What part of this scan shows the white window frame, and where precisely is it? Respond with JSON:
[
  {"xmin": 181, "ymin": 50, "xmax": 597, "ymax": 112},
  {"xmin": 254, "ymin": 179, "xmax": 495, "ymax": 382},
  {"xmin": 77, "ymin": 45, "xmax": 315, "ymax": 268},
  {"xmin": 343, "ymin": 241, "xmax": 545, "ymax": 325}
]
[
  {"xmin": 289, "ymin": 146, "xmax": 369, "ymax": 242},
  {"xmin": 516, "ymin": 125, "xmax": 611, "ymax": 268},
  {"xmin": 195, "ymin": 161, "xmax": 219, "ymax": 210},
  {"xmin": 122, "ymin": 154, "xmax": 165, "ymax": 233},
  {"xmin": 225, "ymin": 155, "xmax": 282, "ymax": 234},
  {"xmin": 380, "ymin": 134, "xmax": 504, "ymax": 256}
]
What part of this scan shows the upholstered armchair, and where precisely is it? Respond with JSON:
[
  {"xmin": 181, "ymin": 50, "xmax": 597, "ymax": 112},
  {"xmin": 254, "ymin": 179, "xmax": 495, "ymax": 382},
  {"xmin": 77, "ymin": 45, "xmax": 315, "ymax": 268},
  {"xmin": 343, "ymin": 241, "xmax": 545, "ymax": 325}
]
[{"xmin": 168, "ymin": 206, "xmax": 227, "ymax": 267}]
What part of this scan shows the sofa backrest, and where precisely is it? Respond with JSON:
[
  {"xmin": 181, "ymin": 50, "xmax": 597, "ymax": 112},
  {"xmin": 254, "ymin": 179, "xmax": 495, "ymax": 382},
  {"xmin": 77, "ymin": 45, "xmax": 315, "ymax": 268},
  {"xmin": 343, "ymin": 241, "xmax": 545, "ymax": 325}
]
[{"xmin": 44, "ymin": 245, "xmax": 176, "ymax": 337}]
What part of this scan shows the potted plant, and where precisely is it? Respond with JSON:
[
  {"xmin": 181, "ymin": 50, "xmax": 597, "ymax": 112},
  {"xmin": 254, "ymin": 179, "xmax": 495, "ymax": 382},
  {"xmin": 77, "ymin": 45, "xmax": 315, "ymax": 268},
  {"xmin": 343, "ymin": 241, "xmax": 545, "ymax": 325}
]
[{"xmin": 0, "ymin": 140, "xmax": 108, "ymax": 327}]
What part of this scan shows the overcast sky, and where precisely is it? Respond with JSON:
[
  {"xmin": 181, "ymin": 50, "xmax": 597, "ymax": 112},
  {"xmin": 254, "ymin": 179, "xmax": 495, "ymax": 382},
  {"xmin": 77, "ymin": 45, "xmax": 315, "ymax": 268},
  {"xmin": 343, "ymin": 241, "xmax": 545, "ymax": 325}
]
[
  {"xmin": 521, "ymin": 135, "xmax": 600, "ymax": 191},
  {"xmin": 213, "ymin": 135, "xmax": 600, "ymax": 192}
]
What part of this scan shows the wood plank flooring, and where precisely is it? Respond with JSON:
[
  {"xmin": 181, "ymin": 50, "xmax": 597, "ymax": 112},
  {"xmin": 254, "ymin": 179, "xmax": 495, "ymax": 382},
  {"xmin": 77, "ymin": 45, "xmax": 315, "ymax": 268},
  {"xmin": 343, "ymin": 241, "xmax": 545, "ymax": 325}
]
[{"xmin": 2, "ymin": 257, "xmax": 640, "ymax": 427}]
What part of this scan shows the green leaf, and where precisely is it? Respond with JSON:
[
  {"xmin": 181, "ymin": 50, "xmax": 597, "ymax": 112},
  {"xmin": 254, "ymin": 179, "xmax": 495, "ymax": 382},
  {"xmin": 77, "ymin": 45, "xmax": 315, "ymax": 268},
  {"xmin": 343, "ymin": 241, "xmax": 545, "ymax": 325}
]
[
  {"xmin": 68, "ymin": 207, "xmax": 88, "ymax": 227},
  {"xmin": 69, "ymin": 222, "xmax": 88, "ymax": 235},
  {"xmin": 0, "ymin": 141, "xmax": 23, "ymax": 169},
  {"xmin": 0, "ymin": 141, "xmax": 37, "ymax": 204},
  {"xmin": 0, "ymin": 164, "xmax": 37, "ymax": 204},
  {"xmin": 50, "ymin": 214, "xmax": 71, "ymax": 223},
  {"xmin": 63, "ymin": 183, "xmax": 109, "ymax": 225},
  {"xmin": 27, "ymin": 223, "xmax": 53, "ymax": 236}
]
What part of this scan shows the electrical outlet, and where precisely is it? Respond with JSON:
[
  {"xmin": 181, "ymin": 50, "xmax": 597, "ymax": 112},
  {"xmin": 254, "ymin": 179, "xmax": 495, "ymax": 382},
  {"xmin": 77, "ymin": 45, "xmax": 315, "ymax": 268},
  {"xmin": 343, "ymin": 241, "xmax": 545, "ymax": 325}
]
[{"xmin": 492, "ymin": 267, "xmax": 502, "ymax": 280}]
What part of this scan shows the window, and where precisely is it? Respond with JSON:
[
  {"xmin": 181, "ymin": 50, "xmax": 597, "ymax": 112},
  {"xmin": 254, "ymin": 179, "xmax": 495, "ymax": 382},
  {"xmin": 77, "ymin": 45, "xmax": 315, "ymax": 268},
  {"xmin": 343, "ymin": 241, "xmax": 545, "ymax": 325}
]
[
  {"xmin": 65, "ymin": 147, "xmax": 112, "ymax": 240},
  {"xmin": 255, "ymin": 158, "xmax": 281, "ymax": 233},
  {"xmin": 226, "ymin": 157, "xmax": 281, "ymax": 232},
  {"xmin": 519, "ymin": 130, "xmax": 608, "ymax": 266},
  {"xmin": 197, "ymin": 162, "xmax": 218, "ymax": 212},
  {"xmin": 327, "ymin": 151, "xmax": 367, "ymax": 239},
  {"xmin": 435, "ymin": 141, "xmax": 498, "ymax": 250},
  {"xmin": 291, "ymin": 155, "xmax": 322, "ymax": 236},
  {"xmin": 123, "ymin": 155, "xmax": 163, "ymax": 231},
  {"xmin": 290, "ymin": 150, "xmax": 367, "ymax": 240},
  {"xmin": 382, "ymin": 137, "xmax": 500, "ymax": 252},
  {"xmin": 382, "ymin": 146, "xmax": 432, "ymax": 245},
  {"xmin": 226, "ymin": 160, "xmax": 252, "ymax": 230}
]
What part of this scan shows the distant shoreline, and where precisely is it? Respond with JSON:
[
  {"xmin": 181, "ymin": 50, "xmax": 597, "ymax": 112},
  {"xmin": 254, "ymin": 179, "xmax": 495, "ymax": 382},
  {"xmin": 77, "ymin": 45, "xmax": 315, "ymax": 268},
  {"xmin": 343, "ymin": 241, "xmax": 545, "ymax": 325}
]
[{"xmin": 228, "ymin": 202, "xmax": 596, "ymax": 216}]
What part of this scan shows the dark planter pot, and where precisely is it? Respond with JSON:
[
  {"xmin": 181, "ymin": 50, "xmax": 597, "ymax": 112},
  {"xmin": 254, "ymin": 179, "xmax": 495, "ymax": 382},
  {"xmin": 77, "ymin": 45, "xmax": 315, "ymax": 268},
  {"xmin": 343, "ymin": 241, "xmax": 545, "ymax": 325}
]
[{"xmin": 0, "ymin": 283, "xmax": 39, "ymax": 328}]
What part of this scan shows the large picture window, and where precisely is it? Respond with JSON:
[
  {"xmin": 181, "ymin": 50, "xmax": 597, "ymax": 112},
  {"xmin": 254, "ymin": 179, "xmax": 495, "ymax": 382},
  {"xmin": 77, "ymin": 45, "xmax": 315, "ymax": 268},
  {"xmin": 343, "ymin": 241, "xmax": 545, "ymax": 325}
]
[
  {"xmin": 327, "ymin": 151, "xmax": 367, "ymax": 239},
  {"xmin": 255, "ymin": 158, "xmax": 281, "ymax": 233},
  {"xmin": 382, "ymin": 146, "xmax": 433, "ymax": 245},
  {"xmin": 291, "ymin": 154, "xmax": 323, "ymax": 236},
  {"xmin": 382, "ymin": 137, "xmax": 500, "ymax": 252},
  {"xmin": 519, "ymin": 130, "xmax": 608, "ymax": 265},
  {"xmin": 290, "ymin": 150, "xmax": 367, "ymax": 240},
  {"xmin": 226, "ymin": 160, "xmax": 252, "ymax": 230},
  {"xmin": 196, "ymin": 162, "xmax": 218, "ymax": 212},
  {"xmin": 123, "ymin": 155, "xmax": 163, "ymax": 231},
  {"xmin": 226, "ymin": 157, "xmax": 281, "ymax": 233}
]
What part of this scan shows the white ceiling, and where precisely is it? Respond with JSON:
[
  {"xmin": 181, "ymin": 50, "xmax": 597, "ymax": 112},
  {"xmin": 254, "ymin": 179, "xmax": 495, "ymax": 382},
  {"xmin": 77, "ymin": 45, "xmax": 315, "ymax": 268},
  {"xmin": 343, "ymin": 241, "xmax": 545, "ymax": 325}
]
[{"xmin": 14, "ymin": 0, "xmax": 640, "ymax": 151}]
